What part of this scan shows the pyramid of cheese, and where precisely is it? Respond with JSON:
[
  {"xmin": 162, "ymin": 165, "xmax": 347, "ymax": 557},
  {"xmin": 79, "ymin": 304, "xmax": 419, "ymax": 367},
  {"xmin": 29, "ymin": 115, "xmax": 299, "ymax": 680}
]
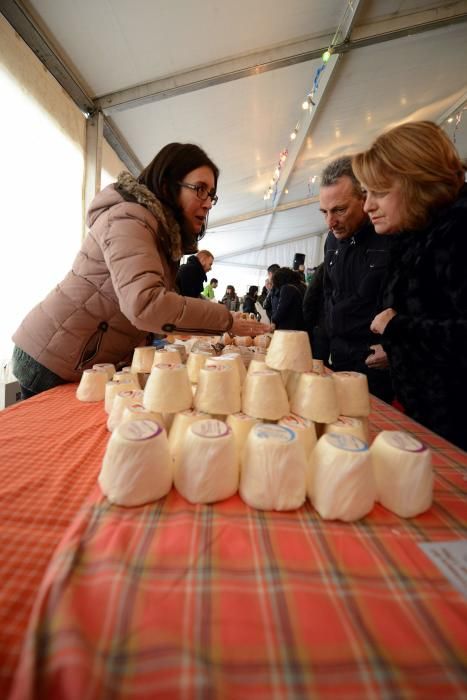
[
  {"xmin": 332, "ymin": 372, "xmax": 371, "ymax": 417},
  {"xmin": 279, "ymin": 413, "xmax": 317, "ymax": 457},
  {"xmin": 168, "ymin": 408, "xmax": 210, "ymax": 468},
  {"xmin": 131, "ymin": 346, "xmax": 157, "ymax": 373},
  {"xmin": 240, "ymin": 424, "xmax": 307, "ymax": 511},
  {"xmin": 194, "ymin": 365, "xmax": 241, "ymax": 415},
  {"xmin": 76, "ymin": 368, "xmax": 108, "ymax": 402},
  {"xmin": 308, "ymin": 433, "xmax": 375, "ymax": 522},
  {"xmin": 144, "ymin": 363, "xmax": 192, "ymax": 413},
  {"xmin": 175, "ymin": 419, "xmax": 238, "ymax": 503},
  {"xmin": 99, "ymin": 419, "xmax": 172, "ymax": 506},
  {"xmin": 291, "ymin": 373, "xmax": 339, "ymax": 424},
  {"xmin": 324, "ymin": 416, "xmax": 368, "ymax": 443},
  {"xmin": 370, "ymin": 431, "xmax": 433, "ymax": 517},
  {"xmin": 107, "ymin": 389, "xmax": 144, "ymax": 432},
  {"xmin": 266, "ymin": 330, "xmax": 313, "ymax": 372},
  {"xmin": 152, "ymin": 347, "xmax": 182, "ymax": 368},
  {"xmin": 242, "ymin": 370, "xmax": 289, "ymax": 420}
]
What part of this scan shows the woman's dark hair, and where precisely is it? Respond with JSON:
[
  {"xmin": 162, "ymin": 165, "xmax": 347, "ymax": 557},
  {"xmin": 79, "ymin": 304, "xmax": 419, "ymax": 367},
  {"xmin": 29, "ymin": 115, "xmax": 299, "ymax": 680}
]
[
  {"xmin": 272, "ymin": 267, "xmax": 302, "ymax": 289},
  {"xmin": 248, "ymin": 285, "xmax": 258, "ymax": 296},
  {"xmin": 138, "ymin": 143, "xmax": 219, "ymax": 247}
]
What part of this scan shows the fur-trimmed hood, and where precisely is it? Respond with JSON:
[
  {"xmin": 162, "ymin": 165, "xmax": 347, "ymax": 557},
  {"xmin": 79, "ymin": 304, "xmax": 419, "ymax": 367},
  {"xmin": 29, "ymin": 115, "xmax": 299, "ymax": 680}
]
[{"xmin": 86, "ymin": 171, "xmax": 184, "ymax": 261}]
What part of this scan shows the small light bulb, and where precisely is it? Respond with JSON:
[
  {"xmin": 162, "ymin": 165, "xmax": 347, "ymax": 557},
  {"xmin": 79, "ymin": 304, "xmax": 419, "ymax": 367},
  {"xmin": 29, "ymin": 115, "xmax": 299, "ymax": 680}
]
[
  {"xmin": 322, "ymin": 50, "xmax": 331, "ymax": 63},
  {"xmin": 274, "ymin": 168, "xmax": 280, "ymax": 178},
  {"xmin": 290, "ymin": 131, "xmax": 297, "ymax": 141},
  {"xmin": 284, "ymin": 188, "xmax": 289, "ymax": 194},
  {"xmin": 447, "ymin": 117, "xmax": 454, "ymax": 123},
  {"xmin": 302, "ymin": 100, "xmax": 309, "ymax": 110}
]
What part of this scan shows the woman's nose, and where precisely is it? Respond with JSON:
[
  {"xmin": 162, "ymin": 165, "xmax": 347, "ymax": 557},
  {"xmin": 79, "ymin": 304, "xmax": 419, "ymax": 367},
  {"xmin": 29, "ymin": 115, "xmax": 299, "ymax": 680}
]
[{"xmin": 364, "ymin": 193, "xmax": 375, "ymax": 212}]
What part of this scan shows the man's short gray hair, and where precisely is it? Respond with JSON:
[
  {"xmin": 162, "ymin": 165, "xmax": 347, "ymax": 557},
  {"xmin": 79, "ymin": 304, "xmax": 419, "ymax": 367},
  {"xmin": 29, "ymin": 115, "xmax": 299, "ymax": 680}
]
[{"xmin": 320, "ymin": 156, "xmax": 362, "ymax": 195}]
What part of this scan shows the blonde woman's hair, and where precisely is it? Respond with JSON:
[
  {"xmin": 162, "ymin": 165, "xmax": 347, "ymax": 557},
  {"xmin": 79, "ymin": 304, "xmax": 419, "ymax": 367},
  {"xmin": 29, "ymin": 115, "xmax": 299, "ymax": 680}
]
[{"xmin": 352, "ymin": 121, "xmax": 464, "ymax": 230}]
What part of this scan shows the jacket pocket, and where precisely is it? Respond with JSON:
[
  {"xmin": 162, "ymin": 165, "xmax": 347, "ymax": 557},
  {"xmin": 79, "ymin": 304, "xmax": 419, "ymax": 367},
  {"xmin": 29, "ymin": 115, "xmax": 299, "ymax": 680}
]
[{"xmin": 75, "ymin": 321, "xmax": 109, "ymax": 371}]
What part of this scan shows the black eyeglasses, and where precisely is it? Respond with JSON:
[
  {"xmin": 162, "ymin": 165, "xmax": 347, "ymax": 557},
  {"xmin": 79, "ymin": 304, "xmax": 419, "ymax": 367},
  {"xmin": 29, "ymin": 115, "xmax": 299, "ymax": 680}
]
[{"xmin": 178, "ymin": 182, "xmax": 218, "ymax": 205}]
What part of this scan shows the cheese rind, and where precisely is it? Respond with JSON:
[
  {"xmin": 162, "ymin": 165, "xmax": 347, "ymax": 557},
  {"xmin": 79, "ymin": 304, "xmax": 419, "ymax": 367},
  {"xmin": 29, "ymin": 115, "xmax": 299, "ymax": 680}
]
[
  {"xmin": 279, "ymin": 413, "xmax": 317, "ymax": 456},
  {"xmin": 99, "ymin": 419, "xmax": 172, "ymax": 506},
  {"xmin": 131, "ymin": 346, "xmax": 157, "ymax": 373},
  {"xmin": 370, "ymin": 431, "xmax": 433, "ymax": 517},
  {"xmin": 107, "ymin": 389, "xmax": 144, "ymax": 432},
  {"xmin": 194, "ymin": 365, "xmax": 241, "ymax": 415},
  {"xmin": 240, "ymin": 424, "xmax": 307, "ymax": 510},
  {"xmin": 226, "ymin": 412, "xmax": 259, "ymax": 452},
  {"xmin": 308, "ymin": 433, "xmax": 375, "ymax": 521},
  {"xmin": 92, "ymin": 363, "xmax": 116, "ymax": 380},
  {"xmin": 324, "ymin": 416, "xmax": 368, "ymax": 443},
  {"xmin": 175, "ymin": 419, "xmax": 239, "ymax": 503},
  {"xmin": 168, "ymin": 409, "xmax": 211, "ymax": 468}
]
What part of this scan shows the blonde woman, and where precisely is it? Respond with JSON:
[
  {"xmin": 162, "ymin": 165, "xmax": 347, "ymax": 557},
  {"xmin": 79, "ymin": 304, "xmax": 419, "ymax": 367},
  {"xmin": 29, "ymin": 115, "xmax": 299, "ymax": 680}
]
[{"xmin": 352, "ymin": 121, "xmax": 467, "ymax": 449}]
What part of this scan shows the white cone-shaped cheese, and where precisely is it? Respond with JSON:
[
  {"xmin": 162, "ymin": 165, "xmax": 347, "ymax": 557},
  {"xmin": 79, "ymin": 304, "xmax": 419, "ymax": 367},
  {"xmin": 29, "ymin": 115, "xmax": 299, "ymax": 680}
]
[
  {"xmin": 175, "ymin": 419, "xmax": 238, "ymax": 503},
  {"xmin": 107, "ymin": 389, "xmax": 144, "ymax": 432},
  {"xmin": 266, "ymin": 330, "xmax": 313, "ymax": 372},
  {"xmin": 76, "ymin": 368, "xmax": 108, "ymax": 402},
  {"xmin": 206, "ymin": 356, "xmax": 242, "ymax": 393},
  {"xmin": 247, "ymin": 359, "xmax": 267, "ymax": 375},
  {"xmin": 242, "ymin": 370, "xmax": 289, "ymax": 420},
  {"xmin": 143, "ymin": 363, "xmax": 192, "ymax": 413},
  {"xmin": 226, "ymin": 412, "xmax": 259, "ymax": 453},
  {"xmin": 166, "ymin": 343, "xmax": 187, "ymax": 363},
  {"xmin": 120, "ymin": 402, "xmax": 164, "ymax": 427},
  {"xmin": 152, "ymin": 347, "xmax": 182, "ymax": 367},
  {"xmin": 93, "ymin": 363, "xmax": 116, "ymax": 380},
  {"xmin": 370, "ymin": 431, "xmax": 433, "ymax": 517},
  {"xmin": 131, "ymin": 346, "xmax": 157, "ymax": 374},
  {"xmin": 332, "ymin": 372, "xmax": 371, "ymax": 417},
  {"xmin": 240, "ymin": 424, "xmax": 307, "ymax": 511},
  {"xmin": 308, "ymin": 433, "xmax": 375, "ymax": 522},
  {"xmin": 194, "ymin": 365, "xmax": 241, "ymax": 415},
  {"xmin": 325, "ymin": 416, "xmax": 368, "ymax": 443},
  {"xmin": 186, "ymin": 351, "xmax": 211, "ymax": 384},
  {"xmin": 99, "ymin": 419, "xmax": 172, "ymax": 506},
  {"xmin": 105, "ymin": 378, "xmax": 139, "ymax": 413},
  {"xmin": 291, "ymin": 373, "xmax": 339, "ymax": 424},
  {"xmin": 279, "ymin": 413, "xmax": 317, "ymax": 457},
  {"xmin": 285, "ymin": 371, "xmax": 301, "ymax": 401},
  {"xmin": 168, "ymin": 409, "xmax": 210, "ymax": 469},
  {"xmin": 253, "ymin": 334, "xmax": 271, "ymax": 349},
  {"xmin": 113, "ymin": 370, "xmax": 141, "ymax": 389}
]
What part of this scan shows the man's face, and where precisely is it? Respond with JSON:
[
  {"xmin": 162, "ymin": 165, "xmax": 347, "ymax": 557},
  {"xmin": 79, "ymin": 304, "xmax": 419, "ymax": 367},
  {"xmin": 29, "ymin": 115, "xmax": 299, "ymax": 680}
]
[
  {"xmin": 319, "ymin": 176, "xmax": 367, "ymax": 240},
  {"xmin": 199, "ymin": 255, "xmax": 214, "ymax": 272}
]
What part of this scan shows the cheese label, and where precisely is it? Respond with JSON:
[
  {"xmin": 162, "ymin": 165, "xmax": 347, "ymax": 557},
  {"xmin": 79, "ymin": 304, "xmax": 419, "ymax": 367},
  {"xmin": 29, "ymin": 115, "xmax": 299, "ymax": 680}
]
[
  {"xmin": 325, "ymin": 433, "xmax": 368, "ymax": 451},
  {"xmin": 153, "ymin": 362, "xmax": 183, "ymax": 370},
  {"xmin": 280, "ymin": 414, "xmax": 311, "ymax": 429},
  {"xmin": 127, "ymin": 403, "xmax": 146, "ymax": 413},
  {"xmin": 191, "ymin": 419, "xmax": 230, "ymax": 438},
  {"xmin": 120, "ymin": 419, "xmax": 163, "ymax": 440},
  {"xmin": 117, "ymin": 389, "xmax": 138, "ymax": 399},
  {"xmin": 333, "ymin": 416, "xmax": 361, "ymax": 427},
  {"xmin": 203, "ymin": 365, "xmax": 228, "ymax": 373},
  {"xmin": 383, "ymin": 431, "xmax": 426, "ymax": 452},
  {"xmin": 253, "ymin": 424, "xmax": 296, "ymax": 443}
]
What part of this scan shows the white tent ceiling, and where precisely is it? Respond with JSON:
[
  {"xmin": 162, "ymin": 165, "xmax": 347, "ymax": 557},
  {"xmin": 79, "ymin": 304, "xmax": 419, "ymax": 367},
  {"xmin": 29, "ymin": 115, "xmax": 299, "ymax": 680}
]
[{"xmin": 3, "ymin": 0, "xmax": 467, "ymax": 271}]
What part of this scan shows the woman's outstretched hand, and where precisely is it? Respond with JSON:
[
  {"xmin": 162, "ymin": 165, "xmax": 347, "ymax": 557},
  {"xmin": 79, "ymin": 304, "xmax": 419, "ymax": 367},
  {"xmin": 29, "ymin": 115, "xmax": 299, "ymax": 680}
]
[{"xmin": 230, "ymin": 313, "xmax": 272, "ymax": 337}]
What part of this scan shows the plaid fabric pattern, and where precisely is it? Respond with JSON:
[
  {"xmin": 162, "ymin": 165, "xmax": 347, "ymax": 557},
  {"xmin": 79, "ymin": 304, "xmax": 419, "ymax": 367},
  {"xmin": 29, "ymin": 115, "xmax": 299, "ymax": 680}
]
[{"xmin": 2, "ymin": 386, "xmax": 467, "ymax": 699}]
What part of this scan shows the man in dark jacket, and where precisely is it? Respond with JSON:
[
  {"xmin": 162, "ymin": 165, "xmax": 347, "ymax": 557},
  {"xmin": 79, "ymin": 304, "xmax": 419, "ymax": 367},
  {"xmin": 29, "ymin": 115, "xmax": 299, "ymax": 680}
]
[
  {"xmin": 176, "ymin": 250, "xmax": 214, "ymax": 298},
  {"xmin": 319, "ymin": 157, "xmax": 394, "ymax": 402}
]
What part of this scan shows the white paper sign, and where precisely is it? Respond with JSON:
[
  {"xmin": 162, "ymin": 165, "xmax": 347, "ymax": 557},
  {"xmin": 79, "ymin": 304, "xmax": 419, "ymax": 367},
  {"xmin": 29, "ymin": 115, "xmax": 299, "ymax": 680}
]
[{"xmin": 419, "ymin": 540, "xmax": 467, "ymax": 599}]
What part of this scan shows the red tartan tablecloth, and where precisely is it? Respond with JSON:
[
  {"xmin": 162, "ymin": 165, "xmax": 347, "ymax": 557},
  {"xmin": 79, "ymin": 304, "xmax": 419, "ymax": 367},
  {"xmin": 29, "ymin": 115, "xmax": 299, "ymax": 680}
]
[{"xmin": 1, "ymin": 384, "xmax": 466, "ymax": 699}]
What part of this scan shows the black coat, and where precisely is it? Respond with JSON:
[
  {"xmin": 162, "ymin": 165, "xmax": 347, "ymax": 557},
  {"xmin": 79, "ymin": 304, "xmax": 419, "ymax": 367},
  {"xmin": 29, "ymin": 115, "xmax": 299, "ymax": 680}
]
[
  {"xmin": 271, "ymin": 284, "xmax": 305, "ymax": 330},
  {"xmin": 175, "ymin": 255, "xmax": 206, "ymax": 298},
  {"xmin": 380, "ymin": 185, "xmax": 467, "ymax": 450}
]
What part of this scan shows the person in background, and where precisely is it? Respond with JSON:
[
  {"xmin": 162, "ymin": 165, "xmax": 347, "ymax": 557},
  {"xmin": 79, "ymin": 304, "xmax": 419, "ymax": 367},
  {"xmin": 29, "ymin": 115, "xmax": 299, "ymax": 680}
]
[
  {"xmin": 271, "ymin": 268, "xmax": 305, "ymax": 330},
  {"xmin": 263, "ymin": 263, "xmax": 280, "ymax": 321},
  {"xmin": 221, "ymin": 285, "xmax": 240, "ymax": 312},
  {"xmin": 303, "ymin": 262, "xmax": 329, "ymax": 362},
  {"xmin": 202, "ymin": 277, "xmax": 218, "ymax": 299},
  {"xmin": 175, "ymin": 249, "xmax": 214, "ymax": 298},
  {"xmin": 12, "ymin": 143, "xmax": 268, "ymax": 399},
  {"xmin": 319, "ymin": 156, "xmax": 394, "ymax": 403},
  {"xmin": 352, "ymin": 121, "xmax": 467, "ymax": 450},
  {"xmin": 242, "ymin": 286, "xmax": 261, "ymax": 320},
  {"xmin": 257, "ymin": 278, "xmax": 271, "ymax": 307}
]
